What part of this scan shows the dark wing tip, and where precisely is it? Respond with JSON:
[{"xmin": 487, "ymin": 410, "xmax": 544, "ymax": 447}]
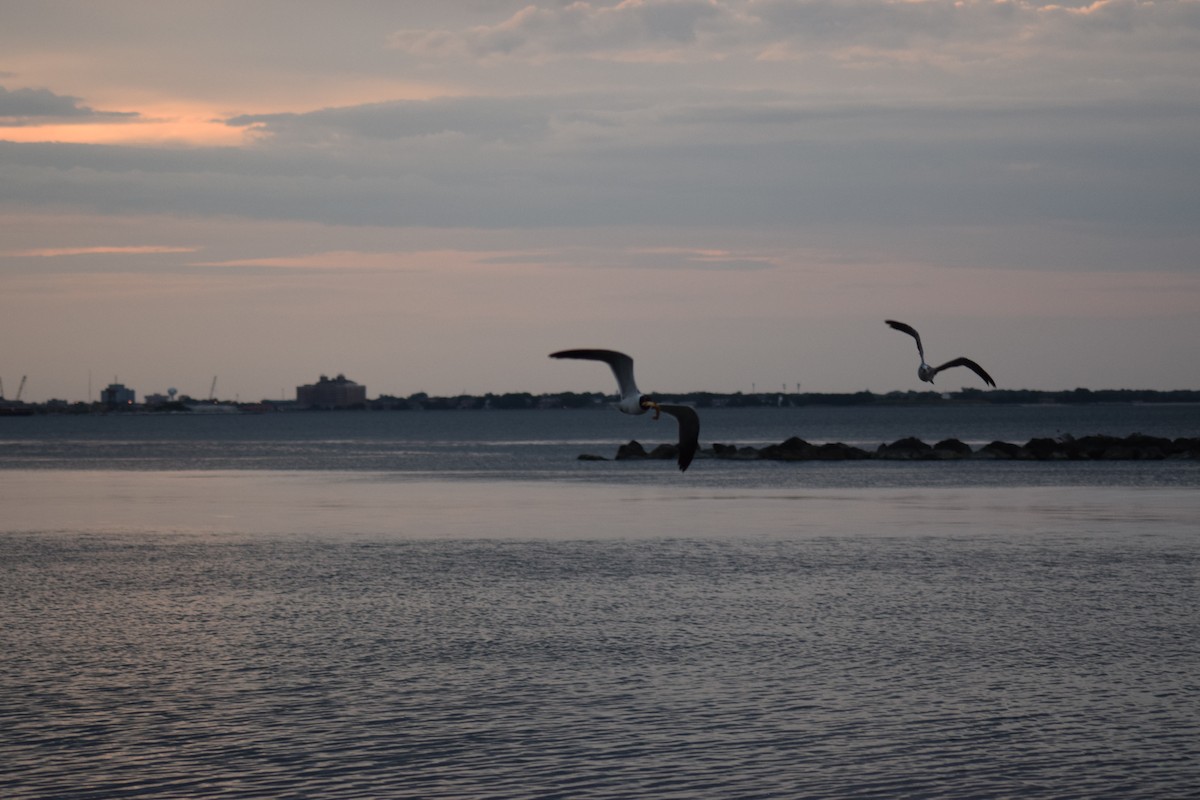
[
  {"xmin": 937, "ymin": 357, "xmax": 996, "ymax": 387},
  {"xmin": 657, "ymin": 404, "xmax": 700, "ymax": 472},
  {"xmin": 549, "ymin": 348, "xmax": 629, "ymax": 363},
  {"xmin": 962, "ymin": 358, "xmax": 996, "ymax": 387}
]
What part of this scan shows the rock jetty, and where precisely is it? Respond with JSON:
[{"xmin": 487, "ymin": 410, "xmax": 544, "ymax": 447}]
[{"xmin": 581, "ymin": 433, "xmax": 1200, "ymax": 463}]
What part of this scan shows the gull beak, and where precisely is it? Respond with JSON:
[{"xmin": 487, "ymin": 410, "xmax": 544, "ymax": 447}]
[{"xmin": 642, "ymin": 399, "xmax": 662, "ymax": 420}]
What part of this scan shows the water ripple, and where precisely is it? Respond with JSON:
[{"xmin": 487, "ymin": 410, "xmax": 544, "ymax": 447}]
[{"xmin": 3, "ymin": 533, "xmax": 1198, "ymax": 798}]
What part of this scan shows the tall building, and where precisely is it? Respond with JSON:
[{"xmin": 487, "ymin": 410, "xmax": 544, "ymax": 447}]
[
  {"xmin": 296, "ymin": 374, "xmax": 367, "ymax": 409},
  {"xmin": 100, "ymin": 383, "xmax": 136, "ymax": 406}
]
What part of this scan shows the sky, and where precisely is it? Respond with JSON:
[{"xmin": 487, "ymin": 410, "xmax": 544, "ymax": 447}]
[{"xmin": 2, "ymin": 0, "xmax": 1198, "ymax": 403}]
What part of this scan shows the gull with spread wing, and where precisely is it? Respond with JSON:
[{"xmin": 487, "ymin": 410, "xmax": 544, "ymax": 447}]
[
  {"xmin": 885, "ymin": 320, "xmax": 996, "ymax": 387},
  {"xmin": 549, "ymin": 348, "xmax": 700, "ymax": 471}
]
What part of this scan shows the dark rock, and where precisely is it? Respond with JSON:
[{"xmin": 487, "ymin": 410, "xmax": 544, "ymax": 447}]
[
  {"xmin": 1082, "ymin": 433, "xmax": 1169, "ymax": 460},
  {"xmin": 932, "ymin": 438, "xmax": 973, "ymax": 459},
  {"xmin": 1124, "ymin": 433, "xmax": 1172, "ymax": 460},
  {"xmin": 615, "ymin": 440, "xmax": 649, "ymax": 460},
  {"xmin": 719, "ymin": 439, "xmax": 871, "ymax": 461},
  {"xmin": 1101, "ymin": 445, "xmax": 1137, "ymax": 460},
  {"xmin": 648, "ymin": 443, "xmax": 679, "ymax": 460},
  {"xmin": 976, "ymin": 440, "xmax": 1022, "ymax": 459},
  {"xmin": 1023, "ymin": 437, "xmax": 1068, "ymax": 460},
  {"xmin": 711, "ymin": 443, "xmax": 759, "ymax": 460},
  {"xmin": 1171, "ymin": 437, "xmax": 1200, "ymax": 458},
  {"xmin": 759, "ymin": 438, "xmax": 814, "ymax": 460},
  {"xmin": 1071, "ymin": 434, "xmax": 1129, "ymax": 459},
  {"xmin": 577, "ymin": 453, "xmax": 608, "ymax": 461},
  {"xmin": 817, "ymin": 442, "xmax": 871, "ymax": 460},
  {"xmin": 877, "ymin": 437, "xmax": 934, "ymax": 460},
  {"xmin": 614, "ymin": 432, "xmax": 1199, "ymax": 464},
  {"xmin": 711, "ymin": 443, "xmax": 741, "ymax": 459}
]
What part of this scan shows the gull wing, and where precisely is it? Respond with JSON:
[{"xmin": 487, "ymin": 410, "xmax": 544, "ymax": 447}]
[
  {"xmin": 885, "ymin": 319, "xmax": 925, "ymax": 361},
  {"xmin": 549, "ymin": 349, "xmax": 638, "ymax": 396},
  {"xmin": 931, "ymin": 357, "xmax": 996, "ymax": 387},
  {"xmin": 656, "ymin": 404, "xmax": 700, "ymax": 472}
]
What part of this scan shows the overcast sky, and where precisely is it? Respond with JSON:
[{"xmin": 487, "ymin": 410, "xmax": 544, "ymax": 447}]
[{"xmin": 2, "ymin": 0, "xmax": 1198, "ymax": 403}]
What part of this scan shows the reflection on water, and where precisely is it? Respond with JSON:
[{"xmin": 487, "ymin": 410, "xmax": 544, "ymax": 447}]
[
  {"xmin": 2, "ymin": 470, "xmax": 1199, "ymax": 540},
  {"xmin": 2, "ymin": 405, "xmax": 1198, "ymax": 474},
  {"xmin": 3, "ymin": 403, "xmax": 1199, "ymax": 798},
  {"xmin": 3, "ymin": 509, "xmax": 1198, "ymax": 798}
]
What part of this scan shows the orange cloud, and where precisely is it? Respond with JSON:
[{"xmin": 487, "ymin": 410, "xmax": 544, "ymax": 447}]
[{"xmin": 0, "ymin": 113, "xmax": 247, "ymax": 146}]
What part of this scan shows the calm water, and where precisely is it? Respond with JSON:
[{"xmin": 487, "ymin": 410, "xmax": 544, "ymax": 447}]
[
  {"xmin": 2, "ymin": 407, "xmax": 1198, "ymax": 798},
  {"xmin": 2, "ymin": 404, "xmax": 1199, "ymax": 485}
]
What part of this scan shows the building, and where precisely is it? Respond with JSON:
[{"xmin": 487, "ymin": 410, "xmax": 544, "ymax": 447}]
[
  {"xmin": 296, "ymin": 374, "xmax": 367, "ymax": 409},
  {"xmin": 100, "ymin": 383, "xmax": 136, "ymax": 406}
]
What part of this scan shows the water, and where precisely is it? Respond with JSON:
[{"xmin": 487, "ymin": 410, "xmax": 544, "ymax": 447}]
[
  {"xmin": 2, "ymin": 407, "xmax": 1198, "ymax": 798},
  {"xmin": 2, "ymin": 404, "xmax": 1198, "ymax": 485}
]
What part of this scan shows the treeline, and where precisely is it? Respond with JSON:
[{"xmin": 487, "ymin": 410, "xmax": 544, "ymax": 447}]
[
  {"xmin": 11, "ymin": 387, "xmax": 1198, "ymax": 414},
  {"xmin": 363, "ymin": 387, "xmax": 1200, "ymax": 411}
]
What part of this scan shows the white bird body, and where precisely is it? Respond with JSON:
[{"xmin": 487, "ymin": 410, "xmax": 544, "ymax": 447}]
[{"xmin": 615, "ymin": 394, "xmax": 648, "ymax": 415}]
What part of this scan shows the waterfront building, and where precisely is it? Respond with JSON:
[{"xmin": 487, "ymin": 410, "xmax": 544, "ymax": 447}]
[
  {"xmin": 296, "ymin": 374, "xmax": 367, "ymax": 409},
  {"xmin": 100, "ymin": 383, "xmax": 136, "ymax": 406}
]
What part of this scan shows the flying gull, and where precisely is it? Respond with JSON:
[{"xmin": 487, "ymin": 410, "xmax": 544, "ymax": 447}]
[
  {"xmin": 549, "ymin": 348, "xmax": 700, "ymax": 471},
  {"xmin": 885, "ymin": 320, "xmax": 996, "ymax": 387}
]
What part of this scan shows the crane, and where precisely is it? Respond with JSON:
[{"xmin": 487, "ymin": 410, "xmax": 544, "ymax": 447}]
[
  {"xmin": 16, "ymin": 376, "xmax": 26, "ymax": 401},
  {"xmin": 209, "ymin": 376, "xmax": 217, "ymax": 402}
]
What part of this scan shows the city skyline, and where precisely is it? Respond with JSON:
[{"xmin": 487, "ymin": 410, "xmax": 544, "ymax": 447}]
[{"xmin": 3, "ymin": 2, "xmax": 1199, "ymax": 403}]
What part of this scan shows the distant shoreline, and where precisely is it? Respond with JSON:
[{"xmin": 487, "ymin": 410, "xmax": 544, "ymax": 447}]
[
  {"xmin": 5, "ymin": 388, "xmax": 1200, "ymax": 415},
  {"xmin": 3, "ymin": 387, "xmax": 1199, "ymax": 415}
]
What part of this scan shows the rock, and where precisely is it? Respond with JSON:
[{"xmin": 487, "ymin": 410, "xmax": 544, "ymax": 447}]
[
  {"xmin": 711, "ymin": 443, "xmax": 741, "ymax": 459},
  {"xmin": 816, "ymin": 442, "xmax": 871, "ymax": 460},
  {"xmin": 932, "ymin": 438, "xmax": 973, "ymax": 459},
  {"xmin": 1070, "ymin": 434, "xmax": 1129, "ymax": 459},
  {"xmin": 612, "ymin": 432, "xmax": 1198, "ymax": 464},
  {"xmin": 648, "ymin": 443, "xmax": 679, "ymax": 460},
  {"xmin": 615, "ymin": 440, "xmax": 649, "ymax": 460},
  {"xmin": 1022, "ymin": 437, "xmax": 1068, "ymax": 460},
  {"xmin": 577, "ymin": 453, "xmax": 608, "ymax": 461},
  {"xmin": 877, "ymin": 437, "xmax": 934, "ymax": 460},
  {"xmin": 759, "ymin": 438, "xmax": 814, "ymax": 460},
  {"xmin": 755, "ymin": 444, "xmax": 783, "ymax": 460},
  {"xmin": 711, "ymin": 444, "xmax": 763, "ymax": 460},
  {"xmin": 976, "ymin": 440, "xmax": 1022, "ymax": 459},
  {"xmin": 711, "ymin": 439, "xmax": 871, "ymax": 461},
  {"xmin": 1123, "ymin": 433, "xmax": 1172, "ymax": 460},
  {"xmin": 1171, "ymin": 437, "xmax": 1200, "ymax": 458}
]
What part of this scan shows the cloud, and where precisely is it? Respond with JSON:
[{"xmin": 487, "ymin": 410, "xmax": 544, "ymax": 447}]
[
  {"xmin": 4, "ymin": 89, "xmax": 1199, "ymax": 252},
  {"xmin": 190, "ymin": 250, "xmax": 421, "ymax": 271},
  {"xmin": 226, "ymin": 96, "xmax": 559, "ymax": 144},
  {"xmin": 392, "ymin": 0, "xmax": 736, "ymax": 62},
  {"xmin": 388, "ymin": 0, "xmax": 1200, "ymax": 64},
  {"xmin": 0, "ymin": 85, "xmax": 139, "ymax": 125},
  {"xmin": 6, "ymin": 245, "xmax": 197, "ymax": 257},
  {"xmin": 189, "ymin": 245, "xmax": 776, "ymax": 273},
  {"xmin": 477, "ymin": 244, "xmax": 778, "ymax": 271}
]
